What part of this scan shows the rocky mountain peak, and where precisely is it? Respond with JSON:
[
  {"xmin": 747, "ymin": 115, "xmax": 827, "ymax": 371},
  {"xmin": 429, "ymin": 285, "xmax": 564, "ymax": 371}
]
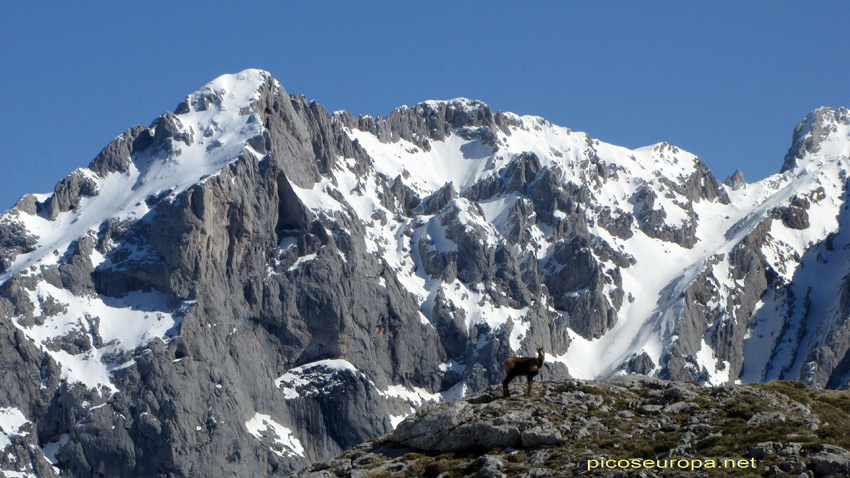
[
  {"xmin": 724, "ymin": 169, "xmax": 746, "ymax": 190},
  {"xmin": 781, "ymin": 106, "xmax": 850, "ymax": 173},
  {"xmin": 408, "ymin": 98, "xmax": 507, "ymax": 131},
  {"xmin": 3, "ymin": 70, "xmax": 850, "ymax": 477},
  {"xmin": 336, "ymin": 96, "xmax": 521, "ymax": 152},
  {"xmin": 175, "ymin": 68, "xmax": 276, "ymax": 116}
]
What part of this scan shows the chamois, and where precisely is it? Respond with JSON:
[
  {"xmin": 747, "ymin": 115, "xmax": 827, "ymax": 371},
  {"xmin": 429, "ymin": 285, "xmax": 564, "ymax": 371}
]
[{"xmin": 502, "ymin": 347, "xmax": 545, "ymax": 397}]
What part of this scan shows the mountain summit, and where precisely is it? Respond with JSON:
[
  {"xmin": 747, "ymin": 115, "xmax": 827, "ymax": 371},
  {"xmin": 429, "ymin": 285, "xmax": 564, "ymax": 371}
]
[{"xmin": 1, "ymin": 69, "xmax": 849, "ymax": 476}]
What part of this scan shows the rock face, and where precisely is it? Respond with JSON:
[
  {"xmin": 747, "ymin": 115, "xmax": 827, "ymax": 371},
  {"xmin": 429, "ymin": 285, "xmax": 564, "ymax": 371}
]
[
  {"xmin": 781, "ymin": 107, "xmax": 850, "ymax": 173},
  {"xmin": 724, "ymin": 169, "xmax": 746, "ymax": 190},
  {"xmin": 1, "ymin": 70, "xmax": 850, "ymax": 476},
  {"xmin": 299, "ymin": 377, "xmax": 850, "ymax": 478}
]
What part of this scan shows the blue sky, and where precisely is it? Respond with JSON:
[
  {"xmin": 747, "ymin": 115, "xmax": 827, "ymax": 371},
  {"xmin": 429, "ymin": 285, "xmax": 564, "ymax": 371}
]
[{"xmin": 1, "ymin": 2, "xmax": 848, "ymax": 210}]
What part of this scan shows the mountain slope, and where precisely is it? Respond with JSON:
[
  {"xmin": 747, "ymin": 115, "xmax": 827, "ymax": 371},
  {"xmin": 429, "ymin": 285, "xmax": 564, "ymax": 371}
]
[{"xmin": 0, "ymin": 69, "xmax": 848, "ymax": 476}]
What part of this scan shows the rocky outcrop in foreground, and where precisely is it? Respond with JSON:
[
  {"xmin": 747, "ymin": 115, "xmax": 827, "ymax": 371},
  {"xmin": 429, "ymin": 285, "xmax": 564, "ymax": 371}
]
[{"xmin": 297, "ymin": 376, "xmax": 850, "ymax": 478}]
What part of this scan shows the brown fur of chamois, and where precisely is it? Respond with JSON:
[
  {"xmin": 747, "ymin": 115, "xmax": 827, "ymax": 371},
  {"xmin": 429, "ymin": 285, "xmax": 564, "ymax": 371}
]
[{"xmin": 502, "ymin": 347, "xmax": 544, "ymax": 397}]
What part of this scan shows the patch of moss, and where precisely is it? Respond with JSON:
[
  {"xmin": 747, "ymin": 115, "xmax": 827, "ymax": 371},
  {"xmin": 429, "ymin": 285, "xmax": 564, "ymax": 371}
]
[
  {"xmin": 651, "ymin": 433, "xmax": 681, "ymax": 455},
  {"xmin": 401, "ymin": 452, "xmax": 425, "ymax": 462},
  {"xmin": 503, "ymin": 450, "xmax": 528, "ymax": 463},
  {"xmin": 812, "ymin": 399, "xmax": 850, "ymax": 448},
  {"xmin": 502, "ymin": 459, "xmax": 532, "ymax": 475},
  {"xmin": 692, "ymin": 394, "xmax": 715, "ymax": 409},
  {"xmin": 576, "ymin": 385, "xmax": 606, "ymax": 396},
  {"xmin": 724, "ymin": 392, "xmax": 769, "ymax": 421},
  {"xmin": 755, "ymin": 380, "xmax": 812, "ymax": 407},
  {"xmin": 400, "ymin": 453, "xmax": 473, "ymax": 478},
  {"xmin": 357, "ymin": 454, "xmax": 385, "ymax": 470},
  {"xmin": 756, "ymin": 380, "xmax": 850, "ymax": 450},
  {"xmin": 363, "ymin": 471, "xmax": 394, "ymax": 478},
  {"xmin": 696, "ymin": 420, "xmax": 814, "ymax": 457}
]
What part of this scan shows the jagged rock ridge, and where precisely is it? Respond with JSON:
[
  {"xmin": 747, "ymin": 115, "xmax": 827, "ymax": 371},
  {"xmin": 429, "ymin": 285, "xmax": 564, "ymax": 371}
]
[{"xmin": 0, "ymin": 69, "xmax": 849, "ymax": 476}]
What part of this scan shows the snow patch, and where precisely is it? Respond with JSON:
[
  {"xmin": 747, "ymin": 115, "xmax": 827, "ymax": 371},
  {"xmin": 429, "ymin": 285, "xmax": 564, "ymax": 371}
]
[
  {"xmin": 0, "ymin": 408, "xmax": 29, "ymax": 451},
  {"xmin": 275, "ymin": 359, "xmax": 360, "ymax": 400},
  {"xmin": 11, "ymin": 281, "xmax": 182, "ymax": 392},
  {"xmin": 440, "ymin": 382, "xmax": 468, "ymax": 402},
  {"xmin": 695, "ymin": 338, "xmax": 730, "ymax": 385},
  {"xmin": 376, "ymin": 384, "xmax": 441, "ymax": 406},
  {"xmin": 42, "ymin": 433, "xmax": 70, "ymax": 469},
  {"xmin": 245, "ymin": 413, "xmax": 304, "ymax": 458},
  {"xmin": 388, "ymin": 414, "xmax": 407, "ymax": 429}
]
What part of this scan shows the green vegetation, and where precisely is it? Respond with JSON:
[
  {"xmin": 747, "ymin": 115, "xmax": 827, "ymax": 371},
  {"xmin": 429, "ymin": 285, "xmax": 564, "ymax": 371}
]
[
  {"xmin": 392, "ymin": 452, "xmax": 475, "ymax": 478},
  {"xmin": 301, "ymin": 379, "xmax": 850, "ymax": 478},
  {"xmin": 757, "ymin": 380, "xmax": 850, "ymax": 450}
]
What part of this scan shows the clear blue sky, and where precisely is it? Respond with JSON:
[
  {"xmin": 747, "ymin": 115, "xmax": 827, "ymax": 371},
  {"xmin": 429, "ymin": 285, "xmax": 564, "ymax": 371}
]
[{"xmin": 1, "ymin": 2, "xmax": 848, "ymax": 210}]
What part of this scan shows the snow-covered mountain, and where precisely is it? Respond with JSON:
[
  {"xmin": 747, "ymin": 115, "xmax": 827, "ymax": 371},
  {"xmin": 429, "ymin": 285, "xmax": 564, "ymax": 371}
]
[{"xmin": 1, "ymin": 69, "xmax": 849, "ymax": 476}]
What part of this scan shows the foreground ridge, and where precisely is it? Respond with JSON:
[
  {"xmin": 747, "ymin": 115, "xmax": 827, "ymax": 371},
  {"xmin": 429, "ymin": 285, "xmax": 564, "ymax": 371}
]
[{"xmin": 298, "ymin": 376, "xmax": 850, "ymax": 478}]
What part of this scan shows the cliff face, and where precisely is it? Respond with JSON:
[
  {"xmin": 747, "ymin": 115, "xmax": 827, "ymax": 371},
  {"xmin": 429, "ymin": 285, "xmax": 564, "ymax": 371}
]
[
  {"xmin": 1, "ymin": 69, "xmax": 850, "ymax": 476},
  {"xmin": 299, "ymin": 376, "xmax": 850, "ymax": 478},
  {"xmin": 0, "ymin": 70, "xmax": 449, "ymax": 477}
]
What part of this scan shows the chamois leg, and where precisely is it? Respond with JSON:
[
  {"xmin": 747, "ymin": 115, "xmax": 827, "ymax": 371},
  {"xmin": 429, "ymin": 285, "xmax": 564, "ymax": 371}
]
[
  {"xmin": 526, "ymin": 375, "xmax": 534, "ymax": 396},
  {"xmin": 502, "ymin": 372, "xmax": 515, "ymax": 397}
]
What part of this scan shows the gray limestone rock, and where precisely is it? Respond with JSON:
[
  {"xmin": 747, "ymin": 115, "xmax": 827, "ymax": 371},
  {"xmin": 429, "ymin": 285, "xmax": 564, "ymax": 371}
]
[
  {"xmin": 781, "ymin": 107, "xmax": 850, "ymax": 173},
  {"xmin": 415, "ymin": 182, "xmax": 457, "ymax": 215},
  {"xmin": 543, "ymin": 236, "xmax": 620, "ymax": 339},
  {"xmin": 771, "ymin": 194, "xmax": 812, "ymax": 230},
  {"xmin": 389, "ymin": 400, "xmax": 474, "ymax": 450},
  {"xmin": 622, "ymin": 352, "xmax": 655, "ymax": 375},
  {"xmin": 521, "ymin": 425, "xmax": 564, "ymax": 447},
  {"xmin": 342, "ymin": 98, "xmax": 513, "ymax": 152},
  {"xmin": 0, "ymin": 72, "xmax": 456, "ymax": 477},
  {"xmin": 747, "ymin": 442, "xmax": 782, "ymax": 459},
  {"xmin": 747, "ymin": 411, "xmax": 786, "ymax": 426},
  {"xmin": 629, "ymin": 184, "xmax": 698, "ymax": 248},
  {"xmin": 88, "ymin": 124, "xmax": 153, "ymax": 176},
  {"xmin": 474, "ymin": 455, "xmax": 507, "ymax": 478},
  {"xmin": 811, "ymin": 444, "xmax": 850, "ymax": 477},
  {"xmin": 0, "ymin": 221, "xmax": 38, "ymax": 273},
  {"xmin": 12, "ymin": 194, "xmax": 39, "ymax": 215},
  {"xmin": 678, "ymin": 159, "xmax": 731, "ymax": 205},
  {"xmin": 597, "ymin": 206, "xmax": 634, "ymax": 240},
  {"xmin": 3, "ymin": 71, "xmax": 850, "ymax": 478},
  {"xmin": 43, "ymin": 169, "xmax": 99, "ymax": 220},
  {"xmin": 724, "ymin": 169, "xmax": 746, "ymax": 190}
]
